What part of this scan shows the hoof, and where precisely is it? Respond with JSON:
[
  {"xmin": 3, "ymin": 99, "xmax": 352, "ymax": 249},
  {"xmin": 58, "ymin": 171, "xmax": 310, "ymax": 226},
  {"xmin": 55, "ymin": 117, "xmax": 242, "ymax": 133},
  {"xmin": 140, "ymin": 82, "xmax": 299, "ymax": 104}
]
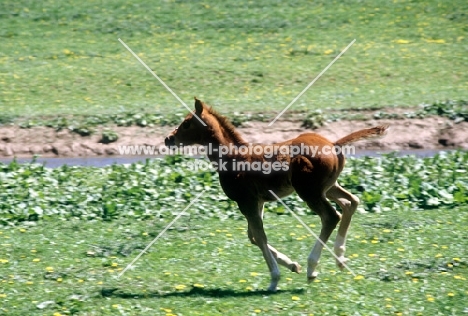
[
  {"xmin": 307, "ymin": 271, "xmax": 319, "ymax": 283},
  {"xmin": 267, "ymin": 285, "xmax": 278, "ymax": 292},
  {"xmin": 290, "ymin": 262, "xmax": 302, "ymax": 274},
  {"xmin": 336, "ymin": 257, "xmax": 349, "ymax": 270}
]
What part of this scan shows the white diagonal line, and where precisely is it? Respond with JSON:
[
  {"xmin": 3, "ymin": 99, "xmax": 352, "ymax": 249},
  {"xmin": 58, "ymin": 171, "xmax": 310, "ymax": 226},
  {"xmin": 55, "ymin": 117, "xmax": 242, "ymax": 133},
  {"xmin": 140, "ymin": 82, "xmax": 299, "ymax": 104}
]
[
  {"xmin": 268, "ymin": 39, "xmax": 356, "ymax": 126},
  {"xmin": 268, "ymin": 190, "xmax": 356, "ymax": 277},
  {"xmin": 118, "ymin": 38, "xmax": 206, "ymax": 126},
  {"xmin": 118, "ymin": 190, "xmax": 205, "ymax": 278}
]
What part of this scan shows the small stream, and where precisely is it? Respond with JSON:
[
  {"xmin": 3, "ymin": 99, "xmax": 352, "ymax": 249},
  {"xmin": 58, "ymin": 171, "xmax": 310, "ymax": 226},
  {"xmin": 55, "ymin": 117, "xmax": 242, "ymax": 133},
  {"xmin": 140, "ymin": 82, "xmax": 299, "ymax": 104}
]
[{"xmin": 0, "ymin": 149, "xmax": 452, "ymax": 168}]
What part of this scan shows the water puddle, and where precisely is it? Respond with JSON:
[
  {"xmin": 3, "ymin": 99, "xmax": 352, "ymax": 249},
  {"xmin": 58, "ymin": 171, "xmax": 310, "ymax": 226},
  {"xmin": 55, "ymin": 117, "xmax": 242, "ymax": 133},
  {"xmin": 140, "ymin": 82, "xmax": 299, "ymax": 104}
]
[{"xmin": 0, "ymin": 149, "xmax": 456, "ymax": 168}]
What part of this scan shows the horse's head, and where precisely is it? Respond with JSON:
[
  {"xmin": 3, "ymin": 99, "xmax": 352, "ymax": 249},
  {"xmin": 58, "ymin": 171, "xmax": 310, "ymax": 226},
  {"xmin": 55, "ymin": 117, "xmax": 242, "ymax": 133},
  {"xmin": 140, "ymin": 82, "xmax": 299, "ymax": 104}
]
[{"xmin": 164, "ymin": 98, "xmax": 209, "ymax": 147}]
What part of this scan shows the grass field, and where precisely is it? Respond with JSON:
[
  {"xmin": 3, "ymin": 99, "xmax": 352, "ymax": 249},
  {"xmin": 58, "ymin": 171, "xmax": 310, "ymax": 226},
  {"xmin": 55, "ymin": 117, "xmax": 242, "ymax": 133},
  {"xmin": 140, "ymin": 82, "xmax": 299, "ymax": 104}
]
[
  {"xmin": 0, "ymin": 208, "xmax": 467, "ymax": 315},
  {"xmin": 1, "ymin": 0, "xmax": 467, "ymax": 119},
  {"xmin": 0, "ymin": 153, "xmax": 467, "ymax": 315},
  {"xmin": 1, "ymin": 1, "xmax": 467, "ymax": 315}
]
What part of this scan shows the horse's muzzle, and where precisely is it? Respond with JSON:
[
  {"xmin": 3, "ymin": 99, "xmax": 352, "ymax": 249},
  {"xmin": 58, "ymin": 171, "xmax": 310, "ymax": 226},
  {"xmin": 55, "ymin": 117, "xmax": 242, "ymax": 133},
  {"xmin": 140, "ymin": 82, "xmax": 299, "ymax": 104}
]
[{"xmin": 164, "ymin": 135, "xmax": 175, "ymax": 147}]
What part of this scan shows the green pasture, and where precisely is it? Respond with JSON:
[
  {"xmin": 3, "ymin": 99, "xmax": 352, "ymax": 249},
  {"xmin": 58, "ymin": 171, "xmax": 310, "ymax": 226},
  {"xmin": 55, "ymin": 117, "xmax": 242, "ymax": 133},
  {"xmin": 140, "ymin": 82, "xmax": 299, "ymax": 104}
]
[
  {"xmin": 0, "ymin": 208, "xmax": 466, "ymax": 315},
  {"xmin": 1, "ymin": 0, "xmax": 468, "ymax": 314},
  {"xmin": 1, "ymin": 0, "xmax": 467, "ymax": 120},
  {"xmin": 0, "ymin": 152, "xmax": 467, "ymax": 314}
]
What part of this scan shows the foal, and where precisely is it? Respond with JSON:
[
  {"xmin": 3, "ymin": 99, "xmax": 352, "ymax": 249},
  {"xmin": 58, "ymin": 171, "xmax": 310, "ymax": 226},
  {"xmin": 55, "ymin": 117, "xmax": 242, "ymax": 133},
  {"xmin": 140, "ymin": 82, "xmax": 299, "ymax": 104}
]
[{"xmin": 165, "ymin": 98, "xmax": 388, "ymax": 291}]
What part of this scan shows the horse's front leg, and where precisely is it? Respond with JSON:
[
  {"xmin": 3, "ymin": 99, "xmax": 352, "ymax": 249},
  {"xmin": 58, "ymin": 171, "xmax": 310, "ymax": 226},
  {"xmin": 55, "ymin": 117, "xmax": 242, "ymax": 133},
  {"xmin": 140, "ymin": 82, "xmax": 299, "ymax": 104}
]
[
  {"xmin": 239, "ymin": 201, "xmax": 280, "ymax": 292},
  {"xmin": 247, "ymin": 203, "xmax": 301, "ymax": 274}
]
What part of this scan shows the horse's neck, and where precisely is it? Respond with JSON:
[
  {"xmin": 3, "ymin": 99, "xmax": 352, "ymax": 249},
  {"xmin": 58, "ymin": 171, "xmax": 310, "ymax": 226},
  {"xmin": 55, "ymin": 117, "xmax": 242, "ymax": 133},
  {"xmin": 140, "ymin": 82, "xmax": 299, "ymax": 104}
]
[
  {"xmin": 206, "ymin": 138, "xmax": 247, "ymax": 163},
  {"xmin": 205, "ymin": 120, "xmax": 247, "ymax": 163}
]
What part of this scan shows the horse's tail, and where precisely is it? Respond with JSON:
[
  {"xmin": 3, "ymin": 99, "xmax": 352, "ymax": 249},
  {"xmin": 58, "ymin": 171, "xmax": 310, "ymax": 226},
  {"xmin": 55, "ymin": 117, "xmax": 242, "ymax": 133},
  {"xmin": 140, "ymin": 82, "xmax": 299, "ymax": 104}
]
[{"xmin": 334, "ymin": 125, "xmax": 389, "ymax": 147}]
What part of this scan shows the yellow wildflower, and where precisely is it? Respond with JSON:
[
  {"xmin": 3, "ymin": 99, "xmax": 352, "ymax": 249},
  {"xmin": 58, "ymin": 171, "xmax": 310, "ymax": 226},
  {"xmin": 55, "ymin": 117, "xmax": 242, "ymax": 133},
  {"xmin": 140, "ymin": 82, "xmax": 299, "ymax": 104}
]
[{"xmin": 395, "ymin": 39, "xmax": 410, "ymax": 44}]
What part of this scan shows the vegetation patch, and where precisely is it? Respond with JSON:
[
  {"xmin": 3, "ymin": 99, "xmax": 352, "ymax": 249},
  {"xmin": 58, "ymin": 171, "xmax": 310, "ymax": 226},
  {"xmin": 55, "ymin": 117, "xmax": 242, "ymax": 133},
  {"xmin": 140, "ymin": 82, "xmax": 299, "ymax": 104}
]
[
  {"xmin": 100, "ymin": 129, "xmax": 119, "ymax": 144},
  {"xmin": 0, "ymin": 151, "xmax": 466, "ymax": 223},
  {"xmin": 417, "ymin": 100, "xmax": 468, "ymax": 123},
  {"xmin": 300, "ymin": 109, "xmax": 326, "ymax": 129},
  {"xmin": 12, "ymin": 112, "xmax": 187, "ymax": 130}
]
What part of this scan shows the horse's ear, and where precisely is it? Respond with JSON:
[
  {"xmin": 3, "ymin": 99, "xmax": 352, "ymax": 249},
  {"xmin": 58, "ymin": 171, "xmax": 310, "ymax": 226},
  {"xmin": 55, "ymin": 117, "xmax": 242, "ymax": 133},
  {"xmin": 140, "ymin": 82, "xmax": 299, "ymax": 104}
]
[{"xmin": 194, "ymin": 97, "xmax": 204, "ymax": 115}]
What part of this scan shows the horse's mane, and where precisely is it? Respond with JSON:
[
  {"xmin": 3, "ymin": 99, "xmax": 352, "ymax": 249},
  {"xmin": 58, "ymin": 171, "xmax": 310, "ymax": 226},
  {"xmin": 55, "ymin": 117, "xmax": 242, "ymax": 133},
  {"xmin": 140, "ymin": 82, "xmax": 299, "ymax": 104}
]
[{"xmin": 207, "ymin": 107, "xmax": 247, "ymax": 145}]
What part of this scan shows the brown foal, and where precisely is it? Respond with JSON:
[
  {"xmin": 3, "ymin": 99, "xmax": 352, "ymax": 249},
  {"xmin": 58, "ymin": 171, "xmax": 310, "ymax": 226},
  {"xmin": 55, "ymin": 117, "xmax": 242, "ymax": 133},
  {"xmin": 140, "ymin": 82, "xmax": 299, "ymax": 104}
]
[{"xmin": 165, "ymin": 98, "xmax": 388, "ymax": 291}]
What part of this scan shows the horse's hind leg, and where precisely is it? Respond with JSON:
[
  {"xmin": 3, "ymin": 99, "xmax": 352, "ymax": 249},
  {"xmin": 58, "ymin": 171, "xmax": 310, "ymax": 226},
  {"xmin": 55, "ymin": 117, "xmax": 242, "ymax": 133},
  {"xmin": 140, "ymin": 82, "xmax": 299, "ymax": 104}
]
[
  {"xmin": 326, "ymin": 182, "xmax": 359, "ymax": 270},
  {"xmin": 302, "ymin": 196, "xmax": 341, "ymax": 281},
  {"xmin": 291, "ymin": 157, "xmax": 341, "ymax": 281}
]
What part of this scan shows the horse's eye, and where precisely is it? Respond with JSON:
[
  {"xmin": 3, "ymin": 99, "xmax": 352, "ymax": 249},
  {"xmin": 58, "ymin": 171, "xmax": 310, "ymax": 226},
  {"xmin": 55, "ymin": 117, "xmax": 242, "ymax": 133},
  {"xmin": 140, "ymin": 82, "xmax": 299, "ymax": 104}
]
[{"xmin": 182, "ymin": 120, "xmax": 191, "ymax": 129}]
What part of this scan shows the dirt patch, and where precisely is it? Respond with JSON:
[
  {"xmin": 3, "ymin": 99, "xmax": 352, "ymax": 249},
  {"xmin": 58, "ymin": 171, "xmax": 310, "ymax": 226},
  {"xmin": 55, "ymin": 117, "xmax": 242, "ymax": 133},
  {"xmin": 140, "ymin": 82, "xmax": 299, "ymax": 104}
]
[{"xmin": 0, "ymin": 117, "xmax": 467, "ymax": 158}]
